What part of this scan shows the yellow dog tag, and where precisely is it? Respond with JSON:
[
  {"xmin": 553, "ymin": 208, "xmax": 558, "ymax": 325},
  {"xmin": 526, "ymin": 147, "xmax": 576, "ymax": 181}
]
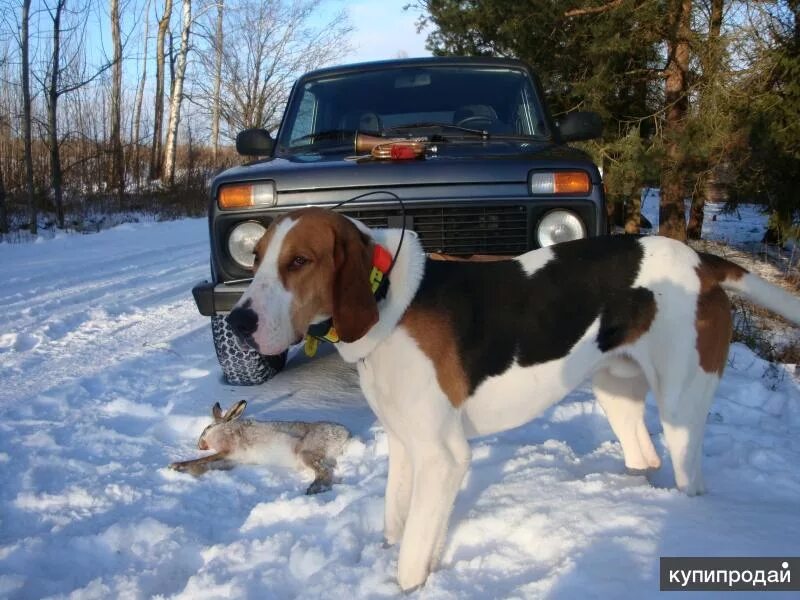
[{"xmin": 304, "ymin": 336, "xmax": 319, "ymax": 357}]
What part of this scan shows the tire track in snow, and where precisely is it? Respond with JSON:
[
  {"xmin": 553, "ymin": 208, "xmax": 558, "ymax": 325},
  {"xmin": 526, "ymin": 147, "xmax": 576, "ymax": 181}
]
[
  {"xmin": 0, "ymin": 242, "xmax": 207, "ymax": 325},
  {"xmin": 0, "ymin": 222, "xmax": 210, "ymax": 403}
]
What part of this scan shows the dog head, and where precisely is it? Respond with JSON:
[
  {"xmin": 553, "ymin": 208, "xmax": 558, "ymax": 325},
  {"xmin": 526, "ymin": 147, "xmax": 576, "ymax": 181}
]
[{"xmin": 226, "ymin": 208, "xmax": 379, "ymax": 355}]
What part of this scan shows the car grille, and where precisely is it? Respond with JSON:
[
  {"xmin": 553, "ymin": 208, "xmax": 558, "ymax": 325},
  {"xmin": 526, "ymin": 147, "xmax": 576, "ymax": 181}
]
[{"xmin": 341, "ymin": 205, "xmax": 529, "ymax": 256}]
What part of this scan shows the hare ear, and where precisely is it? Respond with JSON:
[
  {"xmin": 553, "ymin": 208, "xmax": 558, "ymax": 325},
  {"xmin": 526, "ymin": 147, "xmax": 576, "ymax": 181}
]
[
  {"xmin": 332, "ymin": 227, "xmax": 378, "ymax": 343},
  {"xmin": 212, "ymin": 402, "xmax": 223, "ymax": 422},
  {"xmin": 224, "ymin": 400, "xmax": 247, "ymax": 422}
]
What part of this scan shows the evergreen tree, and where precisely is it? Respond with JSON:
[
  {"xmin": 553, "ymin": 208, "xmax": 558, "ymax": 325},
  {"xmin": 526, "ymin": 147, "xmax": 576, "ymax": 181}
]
[
  {"xmin": 417, "ymin": 0, "xmax": 799, "ymax": 242},
  {"xmin": 731, "ymin": 1, "xmax": 800, "ymax": 243}
]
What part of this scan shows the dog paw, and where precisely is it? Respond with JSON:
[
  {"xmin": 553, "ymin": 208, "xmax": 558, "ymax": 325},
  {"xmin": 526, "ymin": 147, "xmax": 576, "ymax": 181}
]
[
  {"xmin": 397, "ymin": 559, "xmax": 430, "ymax": 592},
  {"xmin": 397, "ymin": 572, "xmax": 427, "ymax": 593},
  {"xmin": 681, "ymin": 480, "xmax": 707, "ymax": 497},
  {"xmin": 625, "ymin": 466, "xmax": 651, "ymax": 477},
  {"xmin": 383, "ymin": 523, "xmax": 404, "ymax": 547}
]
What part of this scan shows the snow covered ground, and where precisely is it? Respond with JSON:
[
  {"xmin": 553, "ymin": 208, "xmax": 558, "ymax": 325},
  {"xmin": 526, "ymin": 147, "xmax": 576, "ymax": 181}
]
[
  {"xmin": 640, "ymin": 189, "xmax": 771, "ymax": 246},
  {"xmin": 1, "ymin": 210, "xmax": 799, "ymax": 599}
]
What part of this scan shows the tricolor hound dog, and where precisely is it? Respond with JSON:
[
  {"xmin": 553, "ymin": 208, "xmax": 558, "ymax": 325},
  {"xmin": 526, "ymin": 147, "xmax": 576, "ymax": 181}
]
[{"xmin": 227, "ymin": 207, "xmax": 800, "ymax": 591}]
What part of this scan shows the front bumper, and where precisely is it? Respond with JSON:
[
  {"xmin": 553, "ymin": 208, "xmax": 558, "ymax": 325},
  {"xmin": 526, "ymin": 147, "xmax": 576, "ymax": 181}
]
[{"xmin": 192, "ymin": 281, "xmax": 249, "ymax": 316}]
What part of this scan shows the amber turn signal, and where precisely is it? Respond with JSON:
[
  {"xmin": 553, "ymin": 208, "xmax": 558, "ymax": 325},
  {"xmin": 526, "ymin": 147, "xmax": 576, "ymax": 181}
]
[
  {"xmin": 218, "ymin": 181, "xmax": 276, "ymax": 210},
  {"xmin": 530, "ymin": 171, "xmax": 591, "ymax": 195},
  {"xmin": 554, "ymin": 171, "xmax": 591, "ymax": 194}
]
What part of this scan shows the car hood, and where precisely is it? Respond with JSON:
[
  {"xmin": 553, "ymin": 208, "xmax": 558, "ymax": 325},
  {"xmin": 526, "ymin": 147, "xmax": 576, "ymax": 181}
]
[{"xmin": 212, "ymin": 141, "xmax": 599, "ymax": 193}]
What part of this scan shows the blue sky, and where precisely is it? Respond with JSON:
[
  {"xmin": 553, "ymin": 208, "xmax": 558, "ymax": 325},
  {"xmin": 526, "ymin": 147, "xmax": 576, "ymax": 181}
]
[
  {"xmin": 76, "ymin": 0, "xmax": 431, "ymax": 85},
  {"xmin": 12, "ymin": 0, "xmax": 433, "ymax": 137},
  {"xmin": 339, "ymin": 0, "xmax": 431, "ymax": 63}
]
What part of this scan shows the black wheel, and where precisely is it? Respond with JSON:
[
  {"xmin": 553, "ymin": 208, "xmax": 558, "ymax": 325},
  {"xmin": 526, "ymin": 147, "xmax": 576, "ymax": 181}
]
[{"xmin": 210, "ymin": 315, "xmax": 287, "ymax": 385}]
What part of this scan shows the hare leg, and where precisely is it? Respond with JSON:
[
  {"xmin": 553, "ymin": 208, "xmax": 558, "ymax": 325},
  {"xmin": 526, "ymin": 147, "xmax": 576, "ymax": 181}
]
[
  {"xmin": 300, "ymin": 450, "xmax": 335, "ymax": 494},
  {"xmin": 169, "ymin": 452, "xmax": 231, "ymax": 476}
]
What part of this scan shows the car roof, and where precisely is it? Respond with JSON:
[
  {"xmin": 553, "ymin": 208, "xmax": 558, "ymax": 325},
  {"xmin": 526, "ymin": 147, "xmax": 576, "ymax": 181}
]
[{"xmin": 300, "ymin": 56, "xmax": 531, "ymax": 81}]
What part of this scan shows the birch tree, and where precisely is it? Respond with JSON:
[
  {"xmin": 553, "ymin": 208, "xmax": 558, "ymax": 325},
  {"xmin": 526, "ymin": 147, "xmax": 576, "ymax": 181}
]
[
  {"xmin": 149, "ymin": 0, "xmax": 172, "ymax": 180},
  {"xmin": 132, "ymin": 0, "xmax": 151, "ymax": 188},
  {"xmin": 210, "ymin": 0, "xmax": 223, "ymax": 162},
  {"xmin": 162, "ymin": 0, "xmax": 190, "ymax": 185}
]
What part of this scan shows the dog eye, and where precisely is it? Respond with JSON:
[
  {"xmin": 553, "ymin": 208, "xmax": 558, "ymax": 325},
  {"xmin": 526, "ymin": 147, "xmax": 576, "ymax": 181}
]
[{"xmin": 289, "ymin": 255, "xmax": 309, "ymax": 270}]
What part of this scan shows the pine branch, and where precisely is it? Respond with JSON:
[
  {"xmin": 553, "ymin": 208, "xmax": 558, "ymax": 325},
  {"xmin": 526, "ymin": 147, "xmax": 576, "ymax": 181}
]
[{"xmin": 564, "ymin": 0, "xmax": 623, "ymax": 18}]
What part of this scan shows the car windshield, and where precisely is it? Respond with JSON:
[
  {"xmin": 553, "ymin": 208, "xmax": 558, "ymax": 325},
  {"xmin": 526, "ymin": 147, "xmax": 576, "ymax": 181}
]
[{"xmin": 277, "ymin": 65, "xmax": 550, "ymax": 153}]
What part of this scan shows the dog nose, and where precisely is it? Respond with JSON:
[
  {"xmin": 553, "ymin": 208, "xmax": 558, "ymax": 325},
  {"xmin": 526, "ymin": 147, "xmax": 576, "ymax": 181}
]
[{"xmin": 227, "ymin": 305, "xmax": 258, "ymax": 338}]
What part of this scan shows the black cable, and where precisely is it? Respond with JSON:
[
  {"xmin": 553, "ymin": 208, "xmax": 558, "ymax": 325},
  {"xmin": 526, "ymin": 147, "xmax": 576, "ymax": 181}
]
[
  {"xmin": 225, "ymin": 191, "xmax": 406, "ymax": 287},
  {"xmin": 332, "ymin": 190, "xmax": 406, "ymax": 279}
]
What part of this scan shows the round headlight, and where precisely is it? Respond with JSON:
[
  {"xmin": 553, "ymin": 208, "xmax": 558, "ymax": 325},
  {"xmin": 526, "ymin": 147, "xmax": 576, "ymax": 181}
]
[
  {"xmin": 228, "ymin": 221, "xmax": 267, "ymax": 269},
  {"xmin": 536, "ymin": 210, "xmax": 586, "ymax": 247}
]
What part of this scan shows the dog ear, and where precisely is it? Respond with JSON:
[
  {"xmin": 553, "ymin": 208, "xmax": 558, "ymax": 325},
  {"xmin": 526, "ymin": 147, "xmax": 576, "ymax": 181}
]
[
  {"xmin": 224, "ymin": 400, "xmax": 247, "ymax": 422},
  {"xmin": 332, "ymin": 227, "xmax": 379, "ymax": 343},
  {"xmin": 212, "ymin": 402, "xmax": 223, "ymax": 422}
]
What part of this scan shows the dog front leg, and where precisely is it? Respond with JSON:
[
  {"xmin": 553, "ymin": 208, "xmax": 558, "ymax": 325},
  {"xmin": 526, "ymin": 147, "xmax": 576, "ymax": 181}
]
[
  {"xmin": 384, "ymin": 432, "xmax": 412, "ymax": 545},
  {"xmin": 396, "ymin": 427, "xmax": 470, "ymax": 591}
]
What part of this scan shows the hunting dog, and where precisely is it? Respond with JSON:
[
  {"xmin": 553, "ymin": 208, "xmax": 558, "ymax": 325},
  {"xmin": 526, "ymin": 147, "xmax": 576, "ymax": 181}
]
[{"xmin": 226, "ymin": 207, "xmax": 800, "ymax": 591}]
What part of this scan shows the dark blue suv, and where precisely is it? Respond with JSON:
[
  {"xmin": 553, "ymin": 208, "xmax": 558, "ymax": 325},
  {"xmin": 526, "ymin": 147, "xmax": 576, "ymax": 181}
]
[{"xmin": 193, "ymin": 56, "xmax": 606, "ymax": 384}]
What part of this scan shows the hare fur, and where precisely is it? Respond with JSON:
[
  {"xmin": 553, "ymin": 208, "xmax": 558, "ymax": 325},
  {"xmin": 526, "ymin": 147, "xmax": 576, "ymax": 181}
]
[{"xmin": 169, "ymin": 400, "xmax": 350, "ymax": 494}]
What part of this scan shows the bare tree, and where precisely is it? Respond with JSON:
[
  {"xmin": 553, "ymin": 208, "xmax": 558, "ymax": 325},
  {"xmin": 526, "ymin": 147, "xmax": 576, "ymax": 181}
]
[
  {"xmin": 36, "ymin": 0, "xmax": 117, "ymax": 227},
  {"xmin": 215, "ymin": 0, "xmax": 351, "ymax": 139},
  {"xmin": 45, "ymin": 0, "xmax": 67, "ymax": 228},
  {"xmin": 210, "ymin": 0, "xmax": 223, "ymax": 162},
  {"xmin": 0, "ymin": 161, "xmax": 7, "ymax": 235},
  {"xmin": 0, "ymin": 0, "xmax": 355, "ymax": 233},
  {"xmin": 109, "ymin": 0, "xmax": 124, "ymax": 200},
  {"xmin": 163, "ymin": 0, "xmax": 191, "ymax": 185},
  {"xmin": 132, "ymin": 0, "xmax": 152, "ymax": 188},
  {"xmin": 150, "ymin": 0, "xmax": 173, "ymax": 180},
  {"xmin": 0, "ymin": 59, "xmax": 7, "ymax": 236},
  {"xmin": 21, "ymin": 0, "xmax": 36, "ymax": 234}
]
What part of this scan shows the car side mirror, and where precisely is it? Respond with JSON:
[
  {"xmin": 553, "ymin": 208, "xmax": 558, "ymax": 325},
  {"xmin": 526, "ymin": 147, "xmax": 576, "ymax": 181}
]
[
  {"xmin": 236, "ymin": 128, "xmax": 273, "ymax": 156},
  {"xmin": 557, "ymin": 112, "xmax": 603, "ymax": 142}
]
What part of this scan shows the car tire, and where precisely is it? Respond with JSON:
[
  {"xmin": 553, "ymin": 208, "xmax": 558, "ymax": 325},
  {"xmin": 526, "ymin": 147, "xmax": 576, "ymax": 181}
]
[{"xmin": 210, "ymin": 315, "xmax": 287, "ymax": 385}]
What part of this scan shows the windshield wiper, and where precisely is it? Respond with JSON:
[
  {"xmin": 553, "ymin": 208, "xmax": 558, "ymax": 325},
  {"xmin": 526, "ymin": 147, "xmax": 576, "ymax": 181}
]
[
  {"xmin": 290, "ymin": 129, "xmax": 358, "ymax": 146},
  {"xmin": 384, "ymin": 122, "xmax": 490, "ymax": 139}
]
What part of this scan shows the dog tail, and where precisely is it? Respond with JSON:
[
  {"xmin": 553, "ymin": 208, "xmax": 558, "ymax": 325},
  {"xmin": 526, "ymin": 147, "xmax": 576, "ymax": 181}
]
[{"xmin": 699, "ymin": 252, "xmax": 800, "ymax": 325}]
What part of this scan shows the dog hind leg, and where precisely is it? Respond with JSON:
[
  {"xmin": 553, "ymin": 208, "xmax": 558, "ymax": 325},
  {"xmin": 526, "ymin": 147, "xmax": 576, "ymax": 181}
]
[
  {"xmin": 593, "ymin": 365, "xmax": 661, "ymax": 471},
  {"xmin": 656, "ymin": 370, "xmax": 718, "ymax": 496}
]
